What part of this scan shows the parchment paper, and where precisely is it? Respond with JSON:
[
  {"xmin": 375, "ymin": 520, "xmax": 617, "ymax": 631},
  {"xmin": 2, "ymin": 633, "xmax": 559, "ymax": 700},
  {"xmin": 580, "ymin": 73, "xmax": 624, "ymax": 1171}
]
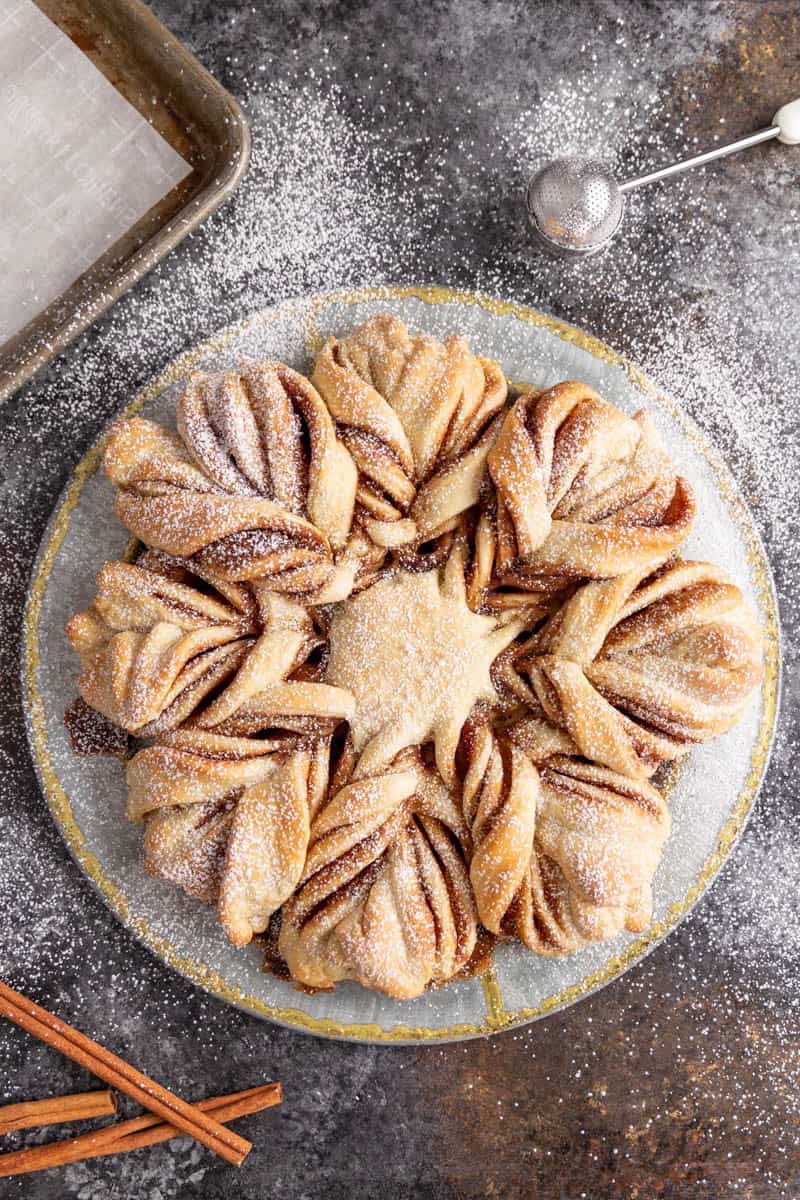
[{"xmin": 0, "ymin": 0, "xmax": 191, "ymax": 343}]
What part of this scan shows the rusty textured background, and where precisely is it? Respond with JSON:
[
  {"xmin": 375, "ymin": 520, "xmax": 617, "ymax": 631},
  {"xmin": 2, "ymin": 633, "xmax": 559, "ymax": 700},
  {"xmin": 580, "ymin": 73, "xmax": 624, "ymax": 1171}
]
[{"xmin": 0, "ymin": 2, "xmax": 798, "ymax": 1197}]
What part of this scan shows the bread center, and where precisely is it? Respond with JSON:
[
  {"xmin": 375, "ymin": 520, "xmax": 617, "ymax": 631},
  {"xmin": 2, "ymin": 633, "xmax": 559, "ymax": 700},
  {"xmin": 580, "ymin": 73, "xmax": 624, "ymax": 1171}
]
[{"xmin": 325, "ymin": 567, "xmax": 506, "ymax": 777}]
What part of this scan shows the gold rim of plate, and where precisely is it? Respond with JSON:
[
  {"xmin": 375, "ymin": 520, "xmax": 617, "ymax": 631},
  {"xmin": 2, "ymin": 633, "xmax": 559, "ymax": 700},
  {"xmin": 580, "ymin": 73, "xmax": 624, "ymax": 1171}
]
[{"xmin": 22, "ymin": 285, "xmax": 781, "ymax": 1043}]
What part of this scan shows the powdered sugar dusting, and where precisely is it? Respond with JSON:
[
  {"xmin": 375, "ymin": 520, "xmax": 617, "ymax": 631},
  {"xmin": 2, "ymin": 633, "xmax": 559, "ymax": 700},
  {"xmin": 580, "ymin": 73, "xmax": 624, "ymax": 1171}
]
[{"xmin": 0, "ymin": 18, "xmax": 797, "ymax": 1196}]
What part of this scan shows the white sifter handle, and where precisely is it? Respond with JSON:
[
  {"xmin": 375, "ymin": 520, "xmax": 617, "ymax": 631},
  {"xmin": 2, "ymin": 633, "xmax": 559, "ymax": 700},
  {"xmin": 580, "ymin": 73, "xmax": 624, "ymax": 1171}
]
[
  {"xmin": 774, "ymin": 97, "xmax": 800, "ymax": 145},
  {"xmin": 621, "ymin": 100, "xmax": 799, "ymax": 193}
]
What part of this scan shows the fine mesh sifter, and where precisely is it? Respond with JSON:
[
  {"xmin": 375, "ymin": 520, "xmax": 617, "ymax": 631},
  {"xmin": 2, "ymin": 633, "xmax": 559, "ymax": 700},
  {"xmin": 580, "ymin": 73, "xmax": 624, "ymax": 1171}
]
[{"xmin": 527, "ymin": 97, "xmax": 800, "ymax": 256}]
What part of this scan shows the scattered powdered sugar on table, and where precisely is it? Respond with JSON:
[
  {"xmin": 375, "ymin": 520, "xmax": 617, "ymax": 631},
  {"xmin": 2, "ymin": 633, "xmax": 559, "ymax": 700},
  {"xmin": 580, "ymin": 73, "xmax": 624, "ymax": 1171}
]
[{"xmin": 0, "ymin": 26, "xmax": 798, "ymax": 1197}]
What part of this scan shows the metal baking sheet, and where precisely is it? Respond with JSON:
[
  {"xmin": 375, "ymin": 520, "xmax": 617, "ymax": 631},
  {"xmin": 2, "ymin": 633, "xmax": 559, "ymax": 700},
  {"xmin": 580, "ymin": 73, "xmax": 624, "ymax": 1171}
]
[{"xmin": 0, "ymin": 0, "xmax": 250, "ymax": 402}]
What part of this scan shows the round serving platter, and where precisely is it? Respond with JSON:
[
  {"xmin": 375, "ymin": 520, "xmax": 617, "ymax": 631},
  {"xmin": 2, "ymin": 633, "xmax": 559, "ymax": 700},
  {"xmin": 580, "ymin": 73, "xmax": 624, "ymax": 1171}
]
[{"xmin": 22, "ymin": 286, "xmax": 780, "ymax": 1044}]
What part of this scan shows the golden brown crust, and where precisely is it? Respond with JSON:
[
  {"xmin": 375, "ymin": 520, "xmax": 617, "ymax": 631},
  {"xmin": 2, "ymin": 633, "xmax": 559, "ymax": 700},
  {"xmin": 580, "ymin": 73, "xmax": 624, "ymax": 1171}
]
[
  {"xmin": 135, "ymin": 734, "xmax": 335, "ymax": 944},
  {"xmin": 312, "ymin": 315, "xmax": 507, "ymax": 549},
  {"xmin": 66, "ymin": 560, "xmax": 339, "ymax": 737},
  {"xmin": 487, "ymin": 382, "xmax": 696, "ymax": 594},
  {"xmin": 105, "ymin": 417, "xmax": 336, "ymax": 592},
  {"xmin": 278, "ymin": 750, "xmax": 477, "ymax": 998},
  {"xmin": 218, "ymin": 741, "xmax": 332, "ymax": 946},
  {"xmin": 461, "ymin": 719, "xmax": 670, "ymax": 954},
  {"xmin": 66, "ymin": 560, "xmax": 258, "ymax": 734},
  {"xmin": 512, "ymin": 560, "xmax": 764, "ymax": 778},
  {"xmin": 176, "ymin": 362, "xmax": 358, "ymax": 552},
  {"xmin": 143, "ymin": 798, "xmax": 236, "ymax": 904}
]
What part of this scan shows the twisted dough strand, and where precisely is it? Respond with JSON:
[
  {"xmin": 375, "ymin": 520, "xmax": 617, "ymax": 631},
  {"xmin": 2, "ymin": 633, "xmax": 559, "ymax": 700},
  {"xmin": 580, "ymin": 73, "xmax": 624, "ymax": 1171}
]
[
  {"xmin": 313, "ymin": 314, "xmax": 507, "ymax": 549},
  {"xmin": 461, "ymin": 719, "xmax": 670, "ymax": 954},
  {"xmin": 177, "ymin": 362, "xmax": 358, "ymax": 553},
  {"xmin": 519, "ymin": 559, "xmax": 764, "ymax": 778},
  {"xmin": 66, "ymin": 556, "xmax": 344, "ymax": 738},
  {"xmin": 132, "ymin": 732, "xmax": 334, "ymax": 945},
  {"xmin": 66, "ymin": 560, "xmax": 257, "ymax": 735},
  {"xmin": 487, "ymin": 382, "xmax": 696, "ymax": 594},
  {"xmin": 105, "ymin": 418, "xmax": 335, "ymax": 592},
  {"xmin": 279, "ymin": 750, "xmax": 477, "ymax": 998}
]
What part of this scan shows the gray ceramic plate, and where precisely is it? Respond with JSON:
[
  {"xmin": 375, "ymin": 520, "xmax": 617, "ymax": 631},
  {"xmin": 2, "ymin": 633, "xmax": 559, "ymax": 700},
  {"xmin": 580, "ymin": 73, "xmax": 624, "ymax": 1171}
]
[{"xmin": 22, "ymin": 287, "xmax": 780, "ymax": 1043}]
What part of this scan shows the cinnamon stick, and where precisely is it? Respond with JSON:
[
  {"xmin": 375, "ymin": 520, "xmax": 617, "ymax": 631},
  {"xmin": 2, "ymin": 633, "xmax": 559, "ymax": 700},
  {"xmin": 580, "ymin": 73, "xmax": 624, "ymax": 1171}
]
[
  {"xmin": 0, "ymin": 981, "xmax": 251, "ymax": 1167},
  {"xmin": 0, "ymin": 1083, "xmax": 281, "ymax": 1178},
  {"xmin": 0, "ymin": 1090, "xmax": 116, "ymax": 1134}
]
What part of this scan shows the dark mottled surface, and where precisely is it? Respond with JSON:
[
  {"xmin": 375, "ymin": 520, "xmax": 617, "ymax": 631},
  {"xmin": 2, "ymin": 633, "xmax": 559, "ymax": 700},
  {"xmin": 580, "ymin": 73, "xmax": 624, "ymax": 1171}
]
[{"xmin": 1, "ymin": 1, "xmax": 799, "ymax": 1198}]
